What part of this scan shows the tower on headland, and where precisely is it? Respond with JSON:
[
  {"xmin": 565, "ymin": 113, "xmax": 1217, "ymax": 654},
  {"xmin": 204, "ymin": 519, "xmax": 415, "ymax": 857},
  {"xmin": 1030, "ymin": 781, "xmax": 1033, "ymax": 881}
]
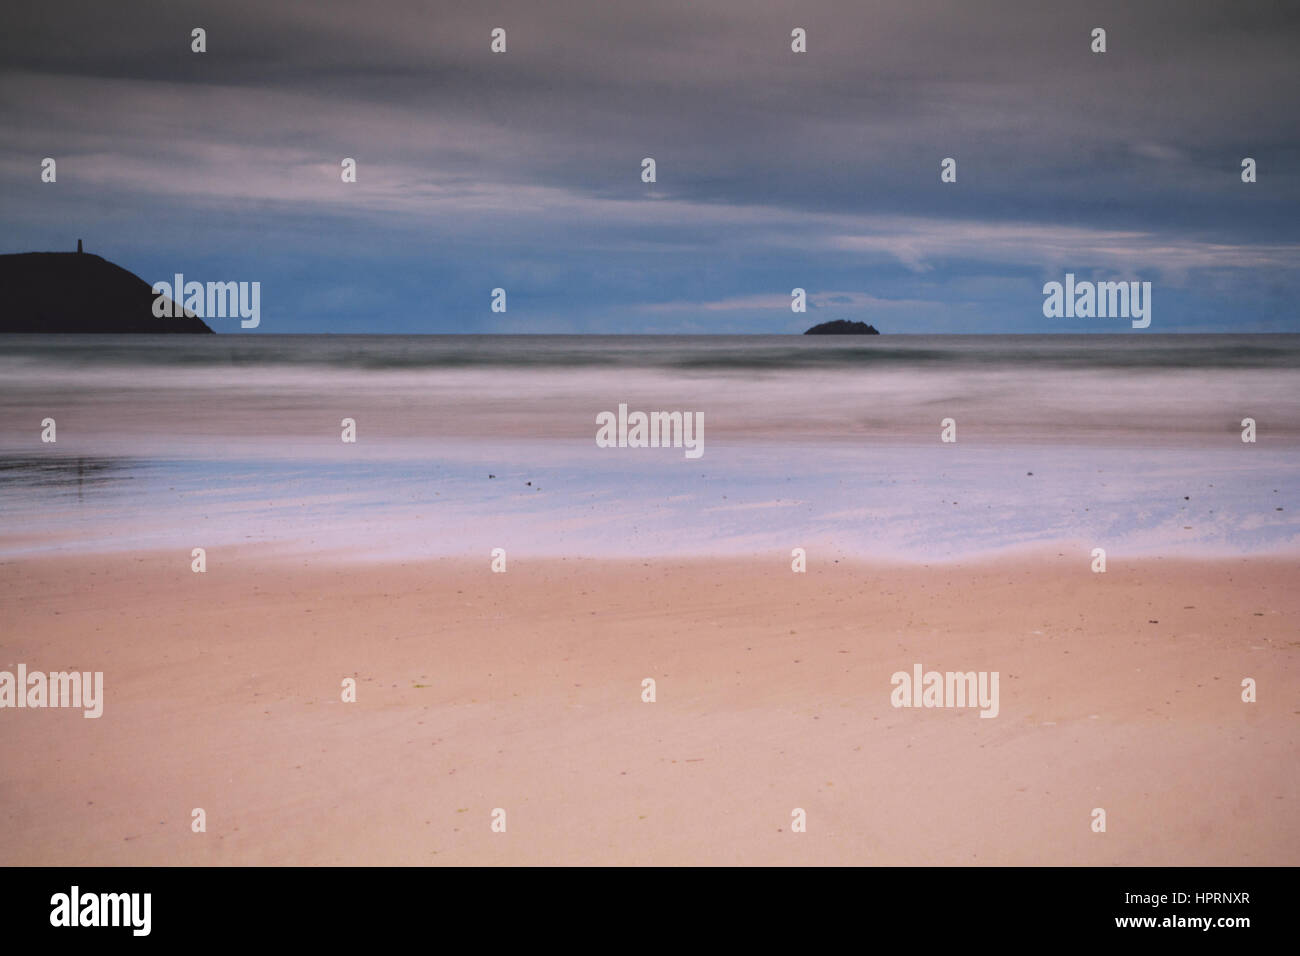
[{"xmin": 77, "ymin": 239, "xmax": 83, "ymax": 253}]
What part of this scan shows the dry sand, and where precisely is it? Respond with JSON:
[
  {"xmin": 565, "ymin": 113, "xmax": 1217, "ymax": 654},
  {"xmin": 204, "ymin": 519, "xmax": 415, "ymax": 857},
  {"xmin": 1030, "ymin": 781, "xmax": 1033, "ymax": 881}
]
[{"xmin": 1, "ymin": 549, "xmax": 1296, "ymax": 865}]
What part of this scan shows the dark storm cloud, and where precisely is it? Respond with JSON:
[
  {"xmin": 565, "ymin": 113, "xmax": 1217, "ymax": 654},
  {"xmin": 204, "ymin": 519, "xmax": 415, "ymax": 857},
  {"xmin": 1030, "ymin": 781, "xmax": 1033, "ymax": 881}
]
[{"xmin": 2, "ymin": 1, "xmax": 1297, "ymax": 331}]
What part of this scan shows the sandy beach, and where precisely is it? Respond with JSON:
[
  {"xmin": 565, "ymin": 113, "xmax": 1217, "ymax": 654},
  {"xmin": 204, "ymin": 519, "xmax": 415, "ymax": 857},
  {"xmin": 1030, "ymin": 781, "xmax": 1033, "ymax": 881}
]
[
  {"xmin": 2, "ymin": 335, "xmax": 1297, "ymax": 866},
  {"xmin": 2, "ymin": 549, "xmax": 1295, "ymax": 866}
]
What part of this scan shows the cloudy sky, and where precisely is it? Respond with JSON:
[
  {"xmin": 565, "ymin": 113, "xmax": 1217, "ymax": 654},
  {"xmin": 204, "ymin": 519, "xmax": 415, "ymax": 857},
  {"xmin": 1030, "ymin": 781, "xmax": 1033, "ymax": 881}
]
[{"xmin": 2, "ymin": 0, "xmax": 1297, "ymax": 333}]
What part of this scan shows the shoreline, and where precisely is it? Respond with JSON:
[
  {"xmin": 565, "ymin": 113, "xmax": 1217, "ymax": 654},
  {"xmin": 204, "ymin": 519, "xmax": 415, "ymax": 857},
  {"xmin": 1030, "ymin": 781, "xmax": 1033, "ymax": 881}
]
[{"xmin": 6, "ymin": 536, "xmax": 1300, "ymax": 566}]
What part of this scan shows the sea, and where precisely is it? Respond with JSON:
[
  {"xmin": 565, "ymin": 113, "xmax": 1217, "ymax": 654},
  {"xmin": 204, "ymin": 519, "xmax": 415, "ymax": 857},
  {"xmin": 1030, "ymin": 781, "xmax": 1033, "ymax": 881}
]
[{"xmin": 1, "ymin": 333, "xmax": 1297, "ymax": 562}]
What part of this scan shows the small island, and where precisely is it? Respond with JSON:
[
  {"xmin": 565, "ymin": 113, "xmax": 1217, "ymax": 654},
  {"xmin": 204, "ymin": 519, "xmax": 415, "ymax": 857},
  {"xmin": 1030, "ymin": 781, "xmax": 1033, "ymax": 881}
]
[
  {"xmin": 0, "ymin": 244, "xmax": 213, "ymax": 333},
  {"xmin": 803, "ymin": 319, "xmax": 880, "ymax": 335}
]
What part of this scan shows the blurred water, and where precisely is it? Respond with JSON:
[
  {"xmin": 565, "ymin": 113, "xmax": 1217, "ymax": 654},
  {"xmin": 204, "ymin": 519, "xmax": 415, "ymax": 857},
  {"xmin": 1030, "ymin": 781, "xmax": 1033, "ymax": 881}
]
[
  {"xmin": 3, "ymin": 333, "xmax": 1297, "ymax": 371},
  {"xmin": 1, "ymin": 334, "xmax": 1297, "ymax": 560}
]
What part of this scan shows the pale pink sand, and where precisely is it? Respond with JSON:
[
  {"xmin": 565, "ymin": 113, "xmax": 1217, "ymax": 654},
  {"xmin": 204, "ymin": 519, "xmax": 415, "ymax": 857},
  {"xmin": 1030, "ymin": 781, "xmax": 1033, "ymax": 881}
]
[{"xmin": 0, "ymin": 550, "xmax": 1296, "ymax": 865}]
